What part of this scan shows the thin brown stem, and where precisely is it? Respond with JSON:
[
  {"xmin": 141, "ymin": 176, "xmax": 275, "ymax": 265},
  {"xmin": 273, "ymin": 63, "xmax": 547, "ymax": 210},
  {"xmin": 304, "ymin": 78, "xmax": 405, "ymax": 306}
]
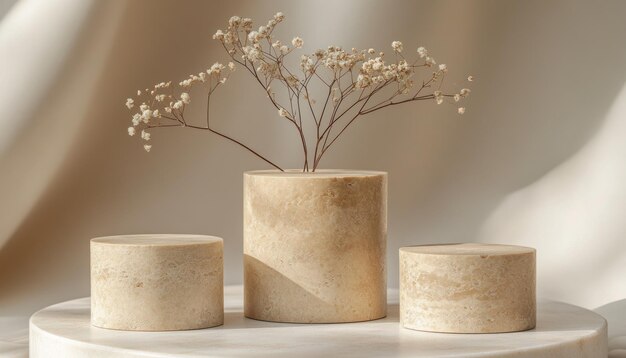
[
  {"xmin": 205, "ymin": 88, "xmax": 283, "ymax": 171},
  {"xmin": 315, "ymin": 93, "xmax": 373, "ymax": 169}
]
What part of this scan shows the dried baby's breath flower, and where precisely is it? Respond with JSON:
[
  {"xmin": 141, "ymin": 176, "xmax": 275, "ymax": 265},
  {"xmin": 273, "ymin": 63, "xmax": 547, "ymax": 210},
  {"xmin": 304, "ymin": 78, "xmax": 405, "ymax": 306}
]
[
  {"xmin": 131, "ymin": 113, "xmax": 141, "ymax": 126},
  {"xmin": 292, "ymin": 37, "xmax": 304, "ymax": 48},
  {"xmin": 142, "ymin": 109, "xmax": 152, "ymax": 122},
  {"xmin": 391, "ymin": 41, "xmax": 403, "ymax": 53},
  {"xmin": 125, "ymin": 11, "xmax": 471, "ymax": 169},
  {"xmin": 243, "ymin": 46, "xmax": 263, "ymax": 61},
  {"xmin": 208, "ymin": 62, "xmax": 226, "ymax": 75},
  {"xmin": 242, "ymin": 18, "xmax": 253, "ymax": 31},
  {"xmin": 248, "ymin": 31, "xmax": 260, "ymax": 42},
  {"xmin": 467, "ymin": 75, "xmax": 474, "ymax": 82},
  {"xmin": 213, "ymin": 29, "xmax": 225, "ymax": 41},
  {"xmin": 300, "ymin": 55, "xmax": 314, "ymax": 73},
  {"xmin": 143, "ymin": 144, "xmax": 152, "ymax": 152},
  {"xmin": 434, "ymin": 90, "xmax": 444, "ymax": 105},
  {"xmin": 417, "ymin": 46, "xmax": 427, "ymax": 58},
  {"xmin": 229, "ymin": 16, "xmax": 241, "ymax": 27}
]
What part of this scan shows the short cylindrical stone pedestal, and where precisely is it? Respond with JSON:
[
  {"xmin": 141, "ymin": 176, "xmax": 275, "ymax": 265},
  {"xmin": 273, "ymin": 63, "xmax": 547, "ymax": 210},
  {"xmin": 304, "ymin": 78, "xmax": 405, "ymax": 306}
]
[
  {"xmin": 400, "ymin": 243, "xmax": 536, "ymax": 333},
  {"xmin": 244, "ymin": 170, "xmax": 387, "ymax": 323},
  {"xmin": 91, "ymin": 234, "xmax": 223, "ymax": 331}
]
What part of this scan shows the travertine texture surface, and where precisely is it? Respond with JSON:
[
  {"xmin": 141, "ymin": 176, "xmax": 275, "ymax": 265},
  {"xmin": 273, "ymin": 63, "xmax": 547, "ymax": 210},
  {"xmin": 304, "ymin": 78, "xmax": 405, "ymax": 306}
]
[
  {"xmin": 244, "ymin": 170, "xmax": 387, "ymax": 323},
  {"xmin": 90, "ymin": 234, "xmax": 223, "ymax": 331},
  {"xmin": 400, "ymin": 243, "xmax": 536, "ymax": 333}
]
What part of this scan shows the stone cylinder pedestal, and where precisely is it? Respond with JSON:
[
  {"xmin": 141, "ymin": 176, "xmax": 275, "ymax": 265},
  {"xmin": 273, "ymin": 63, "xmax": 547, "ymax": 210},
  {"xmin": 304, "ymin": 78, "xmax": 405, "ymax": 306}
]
[
  {"xmin": 400, "ymin": 243, "xmax": 536, "ymax": 333},
  {"xmin": 90, "ymin": 234, "xmax": 224, "ymax": 331},
  {"xmin": 243, "ymin": 170, "xmax": 387, "ymax": 323}
]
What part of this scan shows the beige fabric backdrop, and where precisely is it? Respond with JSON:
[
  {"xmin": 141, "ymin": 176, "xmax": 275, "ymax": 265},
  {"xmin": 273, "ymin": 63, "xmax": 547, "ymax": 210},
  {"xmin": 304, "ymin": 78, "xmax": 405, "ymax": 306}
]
[{"xmin": 1, "ymin": 0, "xmax": 626, "ymax": 316}]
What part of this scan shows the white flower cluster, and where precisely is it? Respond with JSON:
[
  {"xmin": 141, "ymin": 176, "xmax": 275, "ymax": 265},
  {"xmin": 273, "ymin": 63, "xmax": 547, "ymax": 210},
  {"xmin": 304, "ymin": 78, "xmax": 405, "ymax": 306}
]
[
  {"xmin": 212, "ymin": 15, "xmax": 254, "ymax": 44},
  {"xmin": 416, "ymin": 46, "xmax": 436, "ymax": 67},
  {"xmin": 456, "ymin": 87, "xmax": 471, "ymax": 114},
  {"xmin": 291, "ymin": 36, "xmax": 304, "ymax": 48},
  {"xmin": 271, "ymin": 40, "xmax": 289, "ymax": 55},
  {"xmin": 124, "ymin": 82, "xmax": 174, "ymax": 151},
  {"xmin": 179, "ymin": 62, "xmax": 234, "ymax": 88},
  {"xmin": 356, "ymin": 42, "xmax": 438, "ymax": 92},
  {"xmin": 214, "ymin": 12, "xmax": 287, "ymax": 64},
  {"xmin": 434, "ymin": 85, "xmax": 472, "ymax": 112},
  {"xmin": 124, "ymin": 62, "xmax": 235, "ymax": 152},
  {"xmin": 318, "ymin": 46, "xmax": 366, "ymax": 71},
  {"xmin": 434, "ymin": 90, "xmax": 444, "ymax": 105},
  {"xmin": 391, "ymin": 41, "xmax": 403, "ymax": 53},
  {"xmin": 300, "ymin": 54, "xmax": 315, "ymax": 73},
  {"xmin": 242, "ymin": 46, "xmax": 263, "ymax": 62}
]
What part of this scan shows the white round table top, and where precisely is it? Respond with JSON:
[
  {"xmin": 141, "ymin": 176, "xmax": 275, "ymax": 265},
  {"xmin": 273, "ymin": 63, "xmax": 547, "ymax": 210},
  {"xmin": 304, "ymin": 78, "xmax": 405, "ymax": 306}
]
[{"xmin": 29, "ymin": 286, "xmax": 607, "ymax": 358}]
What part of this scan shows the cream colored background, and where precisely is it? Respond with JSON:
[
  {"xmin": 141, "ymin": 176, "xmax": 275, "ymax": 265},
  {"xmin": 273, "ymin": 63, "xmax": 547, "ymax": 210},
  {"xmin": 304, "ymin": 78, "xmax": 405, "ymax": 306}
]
[{"xmin": 1, "ymin": 0, "xmax": 626, "ymax": 316}]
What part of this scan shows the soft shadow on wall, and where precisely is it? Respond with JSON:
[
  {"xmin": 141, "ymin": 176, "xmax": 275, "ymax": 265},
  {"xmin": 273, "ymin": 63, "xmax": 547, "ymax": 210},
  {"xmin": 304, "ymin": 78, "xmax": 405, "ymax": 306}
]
[{"xmin": 481, "ymin": 82, "xmax": 626, "ymax": 309}]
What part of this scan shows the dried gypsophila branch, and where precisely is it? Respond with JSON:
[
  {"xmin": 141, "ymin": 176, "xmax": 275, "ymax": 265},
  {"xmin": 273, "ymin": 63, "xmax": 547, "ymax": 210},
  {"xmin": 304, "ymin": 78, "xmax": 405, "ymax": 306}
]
[
  {"xmin": 124, "ymin": 62, "xmax": 284, "ymax": 170},
  {"xmin": 125, "ymin": 12, "xmax": 472, "ymax": 172}
]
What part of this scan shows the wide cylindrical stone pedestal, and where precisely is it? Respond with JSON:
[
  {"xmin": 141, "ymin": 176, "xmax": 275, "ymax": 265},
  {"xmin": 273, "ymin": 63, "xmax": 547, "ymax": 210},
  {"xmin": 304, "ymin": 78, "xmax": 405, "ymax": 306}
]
[
  {"xmin": 400, "ymin": 243, "xmax": 536, "ymax": 333},
  {"xmin": 244, "ymin": 170, "xmax": 387, "ymax": 323},
  {"xmin": 91, "ymin": 234, "xmax": 223, "ymax": 331}
]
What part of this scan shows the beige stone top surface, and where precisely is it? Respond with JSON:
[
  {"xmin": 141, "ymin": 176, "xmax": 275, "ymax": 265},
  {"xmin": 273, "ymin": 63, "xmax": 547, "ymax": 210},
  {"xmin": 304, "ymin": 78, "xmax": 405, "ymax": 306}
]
[
  {"xmin": 245, "ymin": 169, "xmax": 387, "ymax": 178},
  {"xmin": 91, "ymin": 234, "xmax": 222, "ymax": 246},
  {"xmin": 400, "ymin": 243, "xmax": 535, "ymax": 256}
]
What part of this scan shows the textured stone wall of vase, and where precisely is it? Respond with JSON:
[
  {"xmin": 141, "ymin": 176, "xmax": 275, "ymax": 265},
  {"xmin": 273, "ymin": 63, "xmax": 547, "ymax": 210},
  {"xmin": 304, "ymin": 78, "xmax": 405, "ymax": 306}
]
[{"xmin": 243, "ymin": 170, "xmax": 387, "ymax": 323}]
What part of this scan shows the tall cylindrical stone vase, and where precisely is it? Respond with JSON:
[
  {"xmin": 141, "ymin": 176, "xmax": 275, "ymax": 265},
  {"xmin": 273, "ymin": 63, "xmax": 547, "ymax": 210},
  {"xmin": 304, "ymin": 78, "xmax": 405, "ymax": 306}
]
[{"xmin": 244, "ymin": 170, "xmax": 387, "ymax": 323}]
